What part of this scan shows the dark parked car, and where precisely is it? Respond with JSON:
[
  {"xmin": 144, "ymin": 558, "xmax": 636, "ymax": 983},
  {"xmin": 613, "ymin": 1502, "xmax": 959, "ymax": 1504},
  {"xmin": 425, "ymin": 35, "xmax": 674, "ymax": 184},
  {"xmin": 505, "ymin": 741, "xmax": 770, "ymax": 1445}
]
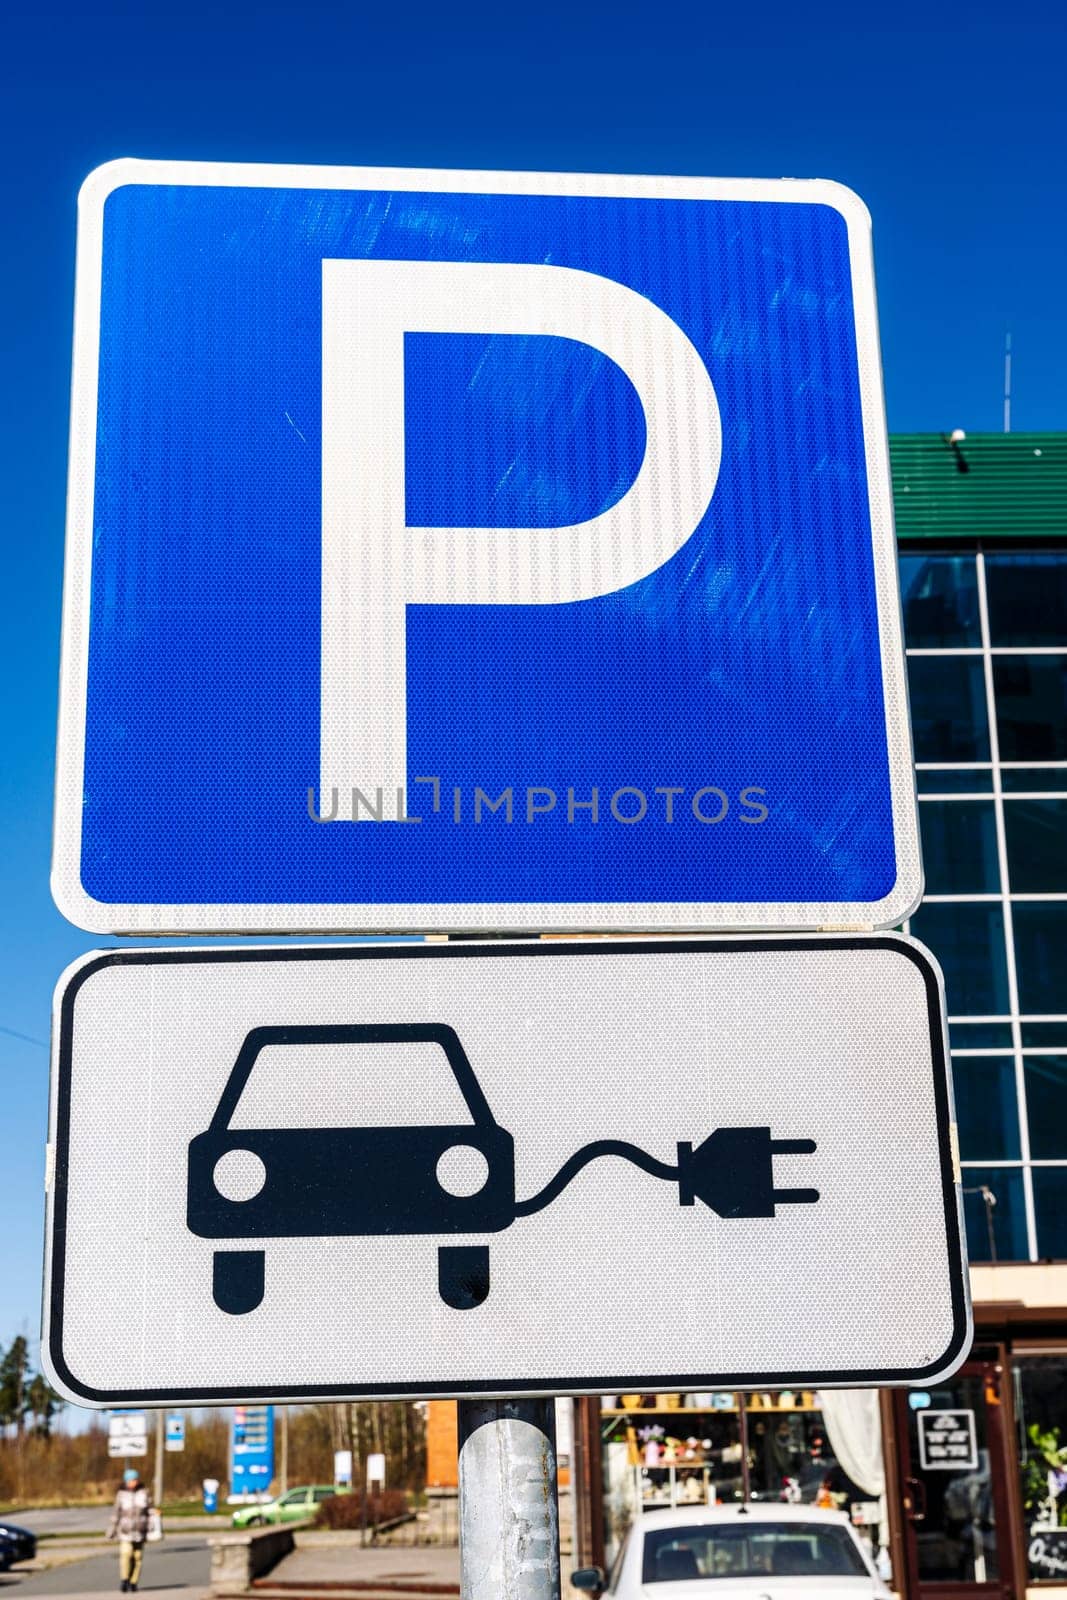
[{"xmin": 0, "ymin": 1523, "xmax": 37, "ymax": 1571}]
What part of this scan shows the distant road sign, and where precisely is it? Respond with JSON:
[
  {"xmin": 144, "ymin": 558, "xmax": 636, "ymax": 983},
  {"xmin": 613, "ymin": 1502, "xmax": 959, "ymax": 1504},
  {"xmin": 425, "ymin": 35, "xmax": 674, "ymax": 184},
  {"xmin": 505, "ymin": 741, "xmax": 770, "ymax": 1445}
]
[
  {"xmin": 108, "ymin": 1435, "xmax": 147, "ymax": 1457},
  {"xmin": 230, "ymin": 1404, "xmax": 274, "ymax": 1495},
  {"xmin": 53, "ymin": 160, "xmax": 919, "ymax": 935},
  {"xmin": 108, "ymin": 1411, "xmax": 147, "ymax": 1455},
  {"xmin": 165, "ymin": 1412, "xmax": 185, "ymax": 1451},
  {"xmin": 44, "ymin": 938, "xmax": 967, "ymax": 1405},
  {"xmin": 108, "ymin": 1412, "xmax": 147, "ymax": 1438}
]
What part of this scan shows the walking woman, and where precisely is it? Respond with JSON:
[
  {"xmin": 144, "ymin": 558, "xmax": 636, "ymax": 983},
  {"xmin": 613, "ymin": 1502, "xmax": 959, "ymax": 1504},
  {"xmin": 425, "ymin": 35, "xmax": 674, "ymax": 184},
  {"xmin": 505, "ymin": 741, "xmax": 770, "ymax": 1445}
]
[{"xmin": 106, "ymin": 1467, "xmax": 153, "ymax": 1592}]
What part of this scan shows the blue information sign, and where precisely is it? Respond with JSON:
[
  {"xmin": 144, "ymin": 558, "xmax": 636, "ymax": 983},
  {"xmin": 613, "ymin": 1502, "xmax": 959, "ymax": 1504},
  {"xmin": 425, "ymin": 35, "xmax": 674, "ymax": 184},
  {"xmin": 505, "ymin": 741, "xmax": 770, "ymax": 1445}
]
[
  {"xmin": 230, "ymin": 1404, "xmax": 274, "ymax": 1496},
  {"xmin": 53, "ymin": 161, "xmax": 920, "ymax": 934}
]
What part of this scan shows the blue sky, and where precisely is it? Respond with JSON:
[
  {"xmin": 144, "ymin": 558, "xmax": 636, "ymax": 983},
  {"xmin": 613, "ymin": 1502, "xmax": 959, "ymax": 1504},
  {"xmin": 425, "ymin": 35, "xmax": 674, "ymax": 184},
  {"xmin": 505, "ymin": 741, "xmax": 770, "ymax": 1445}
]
[{"xmin": 1, "ymin": 0, "xmax": 1065, "ymax": 1381}]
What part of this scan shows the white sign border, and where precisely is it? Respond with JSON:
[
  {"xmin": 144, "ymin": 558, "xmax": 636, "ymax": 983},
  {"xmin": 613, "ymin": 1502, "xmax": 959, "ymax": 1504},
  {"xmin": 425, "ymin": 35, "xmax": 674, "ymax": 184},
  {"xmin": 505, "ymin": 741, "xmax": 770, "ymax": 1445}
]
[
  {"xmin": 43, "ymin": 934, "xmax": 969, "ymax": 1407},
  {"xmin": 52, "ymin": 159, "xmax": 921, "ymax": 936}
]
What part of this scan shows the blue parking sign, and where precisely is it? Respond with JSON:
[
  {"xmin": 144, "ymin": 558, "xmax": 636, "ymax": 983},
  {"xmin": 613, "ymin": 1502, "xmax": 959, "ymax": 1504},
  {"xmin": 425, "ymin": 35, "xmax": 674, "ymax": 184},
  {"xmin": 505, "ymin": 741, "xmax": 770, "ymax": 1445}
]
[{"xmin": 53, "ymin": 161, "xmax": 920, "ymax": 933}]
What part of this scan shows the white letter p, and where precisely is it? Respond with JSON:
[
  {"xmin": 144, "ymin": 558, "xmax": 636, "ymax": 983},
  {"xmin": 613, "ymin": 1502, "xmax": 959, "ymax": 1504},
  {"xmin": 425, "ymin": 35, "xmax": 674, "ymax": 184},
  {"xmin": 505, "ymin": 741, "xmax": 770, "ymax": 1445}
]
[{"xmin": 321, "ymin": 259, "xmax": 721, "ymax": 819}]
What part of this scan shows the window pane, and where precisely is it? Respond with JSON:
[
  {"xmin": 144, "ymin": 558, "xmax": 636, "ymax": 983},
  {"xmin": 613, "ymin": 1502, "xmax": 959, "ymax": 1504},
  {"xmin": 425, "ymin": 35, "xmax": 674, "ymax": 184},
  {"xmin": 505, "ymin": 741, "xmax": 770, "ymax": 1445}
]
[
  {"xmin": 917, "ymin": 768, "xmax": 993, "ymax": 795},
  {"xmin": 1004, "ymin": 799, "xmax": 1067, "ymax": 892},
  {"xmin": 899, "ymin": 554, "xmax": 980, "ymax": 647},
  {"xmin": 919, "ymin": 801, "xmax": 999, "ymax": 894},
  {"xmin": 1013, "ymin": 903, "xmax": 1067, "ymax": 1014},
  {"xmin": 949, "ymin": 1021, "xmax": 1013, "ymax": 1049},
  {"xmin": 1015, "ymin": 1354, "xmax": 1067, "ymax": 1583},
  {"xmin": 954, "ymin": 1057, "xmax": 1021, "ymax": 1160},
  {"xmin": 1001, "ymin": 765, "xmax": 1067, "ymax": 792},
  {"xmin": 993, "ymin": 656, "xmax": 1067, "ymax": 762},
  {"xmin": 985, "ymin": 552, "xmax": 1067, "ymax": 647},
  {"xmin": 909, "ymin": 902, "xmax": 1009, "ymax": 1015},
  {"xmin": 1023, "ymin": 1057, "xmax": 1067, "ymax": 1160},
  {"xmin": 1032, "ymin": 1168, "xmax": 1067, "ymax": 1260},
  {"xmin": 961, "ymin": 1167, "xmax": 1028, "ymax": 1262},
  {"xmin": 908, "ymin": 656, "xmax": 990, "ymax": 763},
  {"xmin": 1021, "ymin": 1022, "xmax": 1067, "ymax": 1048}
]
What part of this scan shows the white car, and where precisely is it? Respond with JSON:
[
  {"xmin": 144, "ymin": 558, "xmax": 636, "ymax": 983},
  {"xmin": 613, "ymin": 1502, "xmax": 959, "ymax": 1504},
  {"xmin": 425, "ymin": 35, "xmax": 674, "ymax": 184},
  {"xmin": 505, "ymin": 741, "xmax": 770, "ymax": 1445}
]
[{"xmin": 570, "ymin": 1503, "xmax": 893, "ymax": 1598}]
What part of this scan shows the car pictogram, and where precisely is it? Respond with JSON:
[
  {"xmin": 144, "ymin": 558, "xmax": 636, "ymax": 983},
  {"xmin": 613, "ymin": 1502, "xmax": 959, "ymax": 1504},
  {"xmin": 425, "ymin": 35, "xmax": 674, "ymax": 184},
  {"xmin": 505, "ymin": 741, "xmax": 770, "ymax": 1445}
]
[{"xmin": 187, "ymin": 1022, "xmax": 515, "ymax": 1315}]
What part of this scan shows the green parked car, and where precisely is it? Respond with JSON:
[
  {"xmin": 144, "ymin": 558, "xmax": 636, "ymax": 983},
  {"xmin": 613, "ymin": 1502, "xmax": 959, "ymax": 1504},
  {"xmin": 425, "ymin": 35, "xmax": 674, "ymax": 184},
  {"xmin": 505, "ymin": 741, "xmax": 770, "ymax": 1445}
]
[{"xmin": 231, "ymin": 1485, "xmax": 337, "ymax": 1528}]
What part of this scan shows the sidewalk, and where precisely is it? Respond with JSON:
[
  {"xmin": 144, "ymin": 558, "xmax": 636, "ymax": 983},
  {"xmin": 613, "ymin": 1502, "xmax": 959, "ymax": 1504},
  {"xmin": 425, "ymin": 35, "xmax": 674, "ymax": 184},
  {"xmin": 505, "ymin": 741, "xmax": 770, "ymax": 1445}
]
[{"xmin": 253, "ymin": 1543, "xmax": 460, "ymax": 1597}]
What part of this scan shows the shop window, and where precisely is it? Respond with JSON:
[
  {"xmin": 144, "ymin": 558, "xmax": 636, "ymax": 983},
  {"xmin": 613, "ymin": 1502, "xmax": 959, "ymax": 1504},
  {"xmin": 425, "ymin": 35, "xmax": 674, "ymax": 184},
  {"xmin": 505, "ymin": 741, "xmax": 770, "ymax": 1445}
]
[
  {"xmin": 918, "ymin": 800, "xmax": 999, "ymax": 895},
  {"xmin": 599, "ymin": 1395, "xmax": 744, "ymax": 1560},
  {"xmin": 1023, "ymin": 1057, "xmax": 1067, "ymax": 1160},
  {"xmin": 1015, "ymin": 1353, "xmax": 1067, "ymax": 1584},
  {"xmin": 908, "ymin": 902, "xmax": 1009, "ymax": 1016},
  {"xmin": 743, "ymin": 1395, "xmax": 861, "ymax": 1510},
  {"xmin": 953, "ymin": 1057, "xmax": 1021, "ymax": 1161},
  {"xmin": 1032, "ymin": 1169, "xmax": 1067, "ymax": 1261},
  {"xmin": 908, "ymin": 656, "xmax": 990, "ymax": 764},
  {"xmin": 949, "ymin": 1021, "xmax": 1013, "ymax": 1049},
  {"xmin": 985, "ymin": 552, "xmax": 1067, "ymax": 648},
  {"xmin": 1004, "ymin": 799, "xmax": 1067, "ymax": 893},
  {"xmin": 899, "ymin": 554, "xmax": 981, "ymax": 648},
  {"xmin": 960, "ymin": 1168, "xmax": 1028, "ymax": 1262},
  {"xmin": 1013, "ymin": 903, "xmax": 1067, "ymax": 1015},
  {"xmin": 993, "ymin": 656, "xmax": 1067, "ymax": 762}
]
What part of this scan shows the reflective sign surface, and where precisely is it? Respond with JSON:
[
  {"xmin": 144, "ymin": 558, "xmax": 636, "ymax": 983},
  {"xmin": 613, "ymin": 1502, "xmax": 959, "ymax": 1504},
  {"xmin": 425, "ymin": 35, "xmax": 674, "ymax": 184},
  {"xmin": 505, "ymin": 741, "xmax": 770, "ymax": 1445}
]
[
  {"xmin": 54, "ymin": 162, "xmax": 919, "ymax": 933},
  {"xmin": 44, "ymin": 937, "xmax": 968, "ymax": 1405}
]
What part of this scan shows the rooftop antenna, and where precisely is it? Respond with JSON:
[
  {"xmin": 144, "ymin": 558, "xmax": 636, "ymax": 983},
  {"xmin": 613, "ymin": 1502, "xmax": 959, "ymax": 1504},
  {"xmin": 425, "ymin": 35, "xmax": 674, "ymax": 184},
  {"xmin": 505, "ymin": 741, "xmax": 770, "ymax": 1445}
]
[{"xmin": 1003, "ymin": 331, "xmax": 1012, "ymax": 434}]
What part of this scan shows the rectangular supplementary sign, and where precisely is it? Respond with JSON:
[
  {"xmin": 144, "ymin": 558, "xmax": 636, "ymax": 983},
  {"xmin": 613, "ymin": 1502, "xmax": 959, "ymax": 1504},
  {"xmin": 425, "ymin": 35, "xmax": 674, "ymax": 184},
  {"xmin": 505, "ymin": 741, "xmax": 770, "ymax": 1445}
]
[
  {"xmin": 230, "ymin": 1405, "xmax": 274, "ymax": 1493},
  {"xmin": 43, "ymin": 937, "xmax": 968, "ymax": 1406},
  {"xmin": 53, "ymin": 159, "xmax": 919, "ymax": 936},
  {"xmin": 917, "ymin": 1408, "xmax": 979, "ymax": 1471}
]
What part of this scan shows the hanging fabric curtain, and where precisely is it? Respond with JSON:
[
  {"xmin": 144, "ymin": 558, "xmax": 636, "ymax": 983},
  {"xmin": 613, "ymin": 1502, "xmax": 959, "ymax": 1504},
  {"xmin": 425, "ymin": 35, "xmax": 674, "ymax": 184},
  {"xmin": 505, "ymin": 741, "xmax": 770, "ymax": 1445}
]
[{"xmin": 815, "ymin": 1389, "xmax": 885, "ymax": 1496}]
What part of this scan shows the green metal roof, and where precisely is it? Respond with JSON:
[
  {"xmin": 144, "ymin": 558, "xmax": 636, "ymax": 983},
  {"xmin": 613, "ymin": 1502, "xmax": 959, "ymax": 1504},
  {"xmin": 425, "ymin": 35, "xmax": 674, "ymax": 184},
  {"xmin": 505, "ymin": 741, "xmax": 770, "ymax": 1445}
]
[{"xmin": 889, "ymin": 431, "xmax": 1067, "ymax": 540}]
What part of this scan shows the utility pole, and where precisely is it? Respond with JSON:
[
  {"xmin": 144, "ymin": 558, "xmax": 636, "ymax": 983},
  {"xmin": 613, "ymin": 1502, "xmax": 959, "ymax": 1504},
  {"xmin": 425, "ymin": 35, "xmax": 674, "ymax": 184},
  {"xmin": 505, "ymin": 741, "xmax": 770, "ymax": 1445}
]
[
  {"xmin": 458, "ymin": 1399, "xmax": 560, "ymax": 1600},
  {"xmin": 154, "ymin": 1411, "xmax": 164, "ymax": 1509},
  {"xmin": 279, "ymin": 1407, "xmax": 288, "ymax": 1495}
]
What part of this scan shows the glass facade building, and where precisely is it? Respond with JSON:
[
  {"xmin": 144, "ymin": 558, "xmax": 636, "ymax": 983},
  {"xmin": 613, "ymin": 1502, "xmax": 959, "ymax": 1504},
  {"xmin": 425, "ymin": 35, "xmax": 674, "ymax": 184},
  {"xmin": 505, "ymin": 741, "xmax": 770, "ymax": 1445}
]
[
  {"xmin": 900, "ymin": 547, "xmax": 1067, "ymax": 1264},
  {"xmin": 571, "ymin": 436, "xmax": 1067, "ymax": 1600}
]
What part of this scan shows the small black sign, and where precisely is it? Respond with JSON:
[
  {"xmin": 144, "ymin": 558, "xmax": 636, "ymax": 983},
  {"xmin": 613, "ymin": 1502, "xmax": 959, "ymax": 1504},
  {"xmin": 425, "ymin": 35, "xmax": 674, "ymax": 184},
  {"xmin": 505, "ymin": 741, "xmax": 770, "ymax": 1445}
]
[
  {"xmin": 917, "ymin": 1408, "xmax": 978, "ymax": 1471},
  {"xmin": 1029, "ymin": 1528, "xmax": 1067, "ymax": 1583}
]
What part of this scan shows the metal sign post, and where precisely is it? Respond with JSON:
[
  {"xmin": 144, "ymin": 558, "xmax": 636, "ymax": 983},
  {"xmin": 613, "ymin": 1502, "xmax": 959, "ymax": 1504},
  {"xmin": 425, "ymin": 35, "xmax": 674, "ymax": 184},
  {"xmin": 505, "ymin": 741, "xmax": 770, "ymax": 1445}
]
[{"xmin": 459, "ymin": 1401, "xmax": 561, "ymax": 1600}]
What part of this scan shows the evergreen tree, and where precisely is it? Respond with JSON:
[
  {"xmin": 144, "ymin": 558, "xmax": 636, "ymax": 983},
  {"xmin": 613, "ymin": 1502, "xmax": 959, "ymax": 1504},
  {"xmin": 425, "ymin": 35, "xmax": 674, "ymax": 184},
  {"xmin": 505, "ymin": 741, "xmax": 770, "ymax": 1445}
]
[{"xmin": 0, "ymin": 1336, "xmax": 30, "ymax": 1438}]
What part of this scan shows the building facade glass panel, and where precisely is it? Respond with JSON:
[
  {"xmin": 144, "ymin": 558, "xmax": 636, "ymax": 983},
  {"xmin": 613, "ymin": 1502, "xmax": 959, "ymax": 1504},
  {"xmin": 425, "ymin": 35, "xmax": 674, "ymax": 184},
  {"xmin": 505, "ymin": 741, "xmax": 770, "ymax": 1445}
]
[
  {"xmin": 918, "ymin": 800, "xmax": 999, "ymax": 895},
  {"xmin": 901, "ymin": 544, "xmax": 1067, "ymax": 1264},
  {"xmin": 1032, "ymin": 1169, "xmax": 1067, "ymax": 1261},
  {"xmin": 993, "ymin": 655, "xmax": 1067, "ymax": 761},
  {"xmin": 1003, "ymin": 798, "xmax": 1067, "ymax": 892},
  {"xmin": 953, "ymin": 1056, "xmax": 1021, "ymax": 1160},
  {"xmin": 985, "ymin": 551, "xmax": 1067, "ymax": 647},
  {"xmin": 1013, "ymin": 903, "xmax": 1067, "ymax": 1015},
  {"xmin": 908, "ymin": 901, "xmax": 1009, "ymax": 1017},
  {"xmin": 899, "ymin": 553, "xmax": 981, "ymax": 646},
  {"xmin": 907, "ymin": 655, "xmax": 990, "ymax": 763},
  {"xmin": 961, "ymin": 1168, "xmax": 1029, "ymax": 1263},
  {"xmin": 1022, "ymin": 1056, "xmax": 1067, "ymax": 1160}
]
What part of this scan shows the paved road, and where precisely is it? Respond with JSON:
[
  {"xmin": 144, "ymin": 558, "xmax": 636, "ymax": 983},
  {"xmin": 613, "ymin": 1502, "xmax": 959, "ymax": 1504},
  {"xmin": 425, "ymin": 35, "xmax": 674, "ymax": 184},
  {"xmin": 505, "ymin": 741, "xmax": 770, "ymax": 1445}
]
[
  {"xmin": 2, "ymin": 1515, "xmax": 223, "ymax": 1539},
  {"xmin": 0, "ymin": 1539, "xmax": 210, "ymax": 1597},
  {"xmin": 0, "ymin": 1514, "xmax": 108, "ymax": 1538}
]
